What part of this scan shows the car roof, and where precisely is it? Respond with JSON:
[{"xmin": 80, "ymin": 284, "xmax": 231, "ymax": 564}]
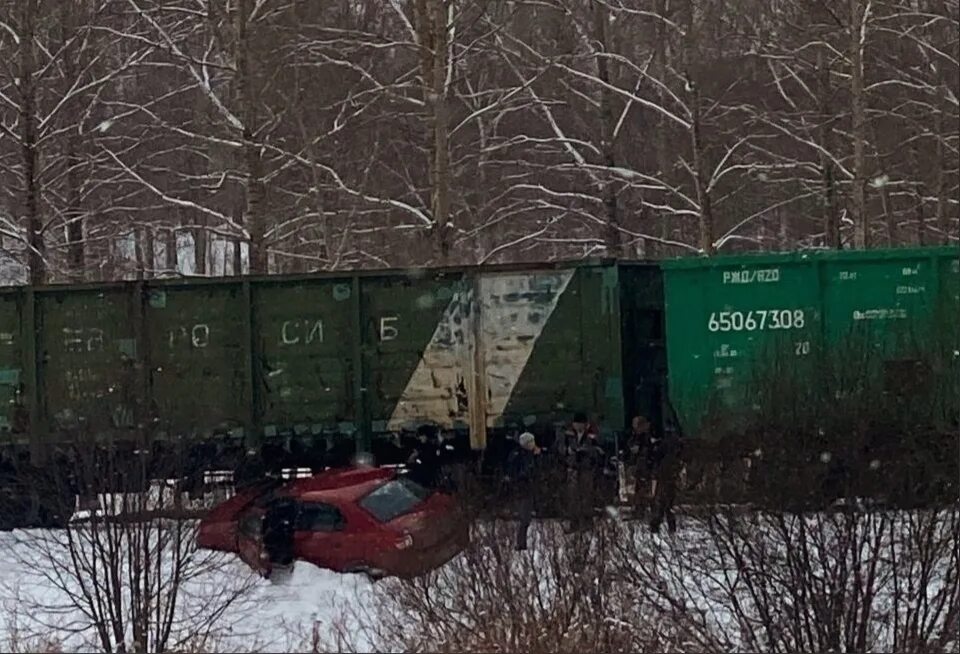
[{"xmin": 285, "ymin": 466, "xmax": 396, "ymax": 503}]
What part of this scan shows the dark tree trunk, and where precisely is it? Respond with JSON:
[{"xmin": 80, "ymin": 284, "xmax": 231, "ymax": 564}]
[
  {"xmin": 415, "ymin": 0, "xmax": 452, "ymax": 264},
  {"xmin": 817, "ymin": 51, "xmax": 841, "ymax": 249},
  {"xmin": 134, "ymin": 227, "xmax": 145, "ymax": 280},
  {"xmin": 593, "ymin": 1, "xmax": 623, "ymax": 259},
  {"xmin": 654, "ymin": 0, "xmax": 670, "ymax": 257},
  {"xmin": 236, "ymin": 0, "xmax": 267, "ymax": 273},
  {"xmin": 62, "ymin": 1, "xmax": 85, "ymax": 280},
  {"xmin": 430, "ymin": 0, "xmax": 451, "ymax": 264},
  {"xmin": 144, "ymin": 228, "xmax": 155, "ymax": 278},
  {"xmin": 165, "ymin": 226, "xmax": 178, "ymax": 274},
  {"xmin": 20, "ymin": 1, "xmax": 44, "ymax": 285},
  {"xmin": 850, "ymin": 0, "xmax": 868, "ymax": 248},
  {"xmin": 933, "ymin": 91, "xmax": 948, "ymax": 243},
  {"xmin": 194, "ymin": 222, "xmax": 207, "ymax": 275},
  {"xmin": 690, "ymin": 81, "xmax": 714, "ymax": 255}
]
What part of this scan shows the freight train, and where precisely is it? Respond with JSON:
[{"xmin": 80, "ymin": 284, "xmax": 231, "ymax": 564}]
[{"xmin": 0, "ymin": 246, "xmax": 956, "ymax": 520}]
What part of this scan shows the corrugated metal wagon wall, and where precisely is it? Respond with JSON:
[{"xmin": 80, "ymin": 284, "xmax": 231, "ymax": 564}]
[
  {"xmin": 0, "ymin": 260, "xmax": 665, "ymax": 461},
  {"xmin": 359, "ymin": 264, "xmax": 634, "ymax": 446}
]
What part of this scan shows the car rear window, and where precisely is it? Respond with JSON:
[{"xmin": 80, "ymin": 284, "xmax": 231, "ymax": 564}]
[{"xmin": 358, "ymin": 477, "xmax": 431, "ymax": 523}]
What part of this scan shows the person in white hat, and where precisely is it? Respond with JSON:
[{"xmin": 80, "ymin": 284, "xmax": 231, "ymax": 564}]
[{"xmin": 505, "ymin": 431, "xmax": 541, "ymax": 550}]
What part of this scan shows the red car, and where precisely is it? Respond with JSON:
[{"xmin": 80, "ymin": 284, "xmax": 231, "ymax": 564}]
[{"xmin": 197, "ymin": 467, "xmax": 469, "ymax": 580}]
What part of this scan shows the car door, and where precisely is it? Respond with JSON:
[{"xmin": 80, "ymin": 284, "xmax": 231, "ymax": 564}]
[
  {"xmin": 235, "ymin": 509, "xmax": 272, "ymax": 577},
  {"xmin": 292, "ymin": 501, "xmax": 356, "ymax": 571}
]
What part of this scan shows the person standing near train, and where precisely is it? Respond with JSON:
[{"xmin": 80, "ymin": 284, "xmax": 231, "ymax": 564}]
[
  {"xmin": 561, "ymin": 412, "xmax": 606, "ymax": 531},
  {"xmin": 621, "ymin": 412, "xmax": 681, "ymax": 532},
  {"xmin": 648, "ymin": 425, "xmax": 682, "ymax": 534},
  {"xmin": 407, "ymin": 424, "xmax": 442, "ymax": 489},
  {"xmin": 504, "ymin": 431, "xmax": 542, "ymax": 550},
  {"xmin": 623, "ymin": 415, "xmax": 654, "ymax": 508}
]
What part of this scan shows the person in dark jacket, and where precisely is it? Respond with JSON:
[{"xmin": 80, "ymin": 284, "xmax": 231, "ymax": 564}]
[
  {"xmin": 562, "ymin": 412, "xmax": 607, "ymax": 531},
  {"xmin": 624, "ymin": 415, "xmax": 655, "ymax": 511},
  {"xmin": 262, "ymin": 499, "xmax": 298, "ymax": 573},
  {"xmin": 235, "ymin": 447, "xmax": 267, "ymax": 488},
  {"xmin": 563, "ymin": 412, "xmax": 599, "ymax": 455},
  {"xmin": 646, "ymin": 424, "xmax": 672, "ymax": 498},
  {"xmin": 407, "ymin": 425, "xmax": 442, "ymax": 489},
  {"xmin": 327, "ymin": 435, "xmax": 356, "ymax": 469},
  {"xmin": 649, "ymin": 428, "xmax": 682, "ymax": 534},
  {"xmin": 505, "ymin": 431, "xmax": 541, "ymax": 550}
]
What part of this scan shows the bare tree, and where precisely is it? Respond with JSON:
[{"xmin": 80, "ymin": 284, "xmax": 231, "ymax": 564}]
[
  {"xmin": 414, "ymin": 0, "xmax": 453, "ymax": 262},
  {"xmin": 3, "ymin": 0, "xmax": 955, "ymax": 284},
  {"xmin": 614, "ymin": 508, "xmax": 960, "ymax": 653},
  {"xmin": 312, "ymin": 520, "xmax": 683, "ymax": 653},
  {"xmin": 3, "ymin": 443, "xmax": 257, "ymax": 653},
  {"xmin": 288, "ymin": 503, "xmax": 958, "ymax": 653},
  {"xmin": 850, "ymin": 0, "xmax": 870, "ymax": 248},
  {"xmin": 0, "ymin": 0, "xmax": 155, "ymax": 283}
]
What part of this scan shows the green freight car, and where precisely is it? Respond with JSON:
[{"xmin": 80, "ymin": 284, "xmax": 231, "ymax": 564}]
[
  {"xmin": 0, "ymin": 244, "xmax": 954, "ymax": 481},
  {"xmin": 0, "ymin": 262, "xmax": 665, "ymax": 465},
  {"xmin": 661, "ymin": 246, "xmax": 960, "ymax": 434}
]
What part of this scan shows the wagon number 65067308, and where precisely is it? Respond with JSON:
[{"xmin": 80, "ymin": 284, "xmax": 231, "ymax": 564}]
[{"xmin": 707, "ymin": 309, "xmax": 805, "ymax": 332}]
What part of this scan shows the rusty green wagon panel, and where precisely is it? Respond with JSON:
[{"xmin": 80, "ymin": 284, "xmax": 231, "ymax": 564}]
[
  {"xmin": 361, "ymin": 264, "xmax": 647, "ymax": 441},
  {"xmin": 0, "ymin": 292, "xmax": 24, "ymax": 439},
  {"xmin": 145, "ymin": 284, "xmax": 248, "ymax": 435},
  {"xmin": 495, "ymin": 266, "xmax": 625, "ymax": 432},
  {"xmin": 254, "ymin": 279, "xmax": 356, "ymax": 438},
  {"xmin": 36, "ymin": 288, "xmax": 139, "ymax": 433},
  {"xmin": 19, "ymin": 262, "xmax": 660, "ymax": 452},
  {"xmin": 360, "ymin": 272, "xmax": 466, "ymax": 435}
]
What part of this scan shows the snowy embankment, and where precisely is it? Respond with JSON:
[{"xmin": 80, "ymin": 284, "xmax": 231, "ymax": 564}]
[
  {"xmin": 0, "ymin": 530, "xmax": 376, "ymax": 653},
  {"xmin": 0, "ymin": 508, "xmax": 955, "ymax": 653}
]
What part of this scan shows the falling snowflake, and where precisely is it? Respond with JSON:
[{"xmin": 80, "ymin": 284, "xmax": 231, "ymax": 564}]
[
  {"xmin": 97, "ymin": 118, "xmax": 115, "ymax": 133},
  {"xmin": 870, "ymin": 174, "xmax": 890, "ymax": 189}
]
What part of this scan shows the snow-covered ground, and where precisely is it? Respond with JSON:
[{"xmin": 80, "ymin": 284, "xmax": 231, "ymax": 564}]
[
  {"xmin": 219, "ymin": 561, "xmax": 376, "ymax": 652},
  {"xmin": 0, "ymin": 509, "xmax": 955, "ymax": 653},
  {"xmin": 0, "ymin": 530, "xmax": 377, "ymax": 653}
]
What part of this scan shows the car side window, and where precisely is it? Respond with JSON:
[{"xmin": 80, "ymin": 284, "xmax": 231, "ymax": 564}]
[{"xmin": 295, "ymin": 502, "xmax": 346, "ymax": 532}]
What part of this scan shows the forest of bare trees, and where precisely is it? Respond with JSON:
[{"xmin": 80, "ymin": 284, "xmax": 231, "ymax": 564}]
[{"xmin": 0, "ymin": 0, "xmax": 957, "ymax": 284}]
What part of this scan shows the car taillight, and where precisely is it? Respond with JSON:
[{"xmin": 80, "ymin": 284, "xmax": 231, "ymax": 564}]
[{"xmin": 395, "ymin": 533, "xmax": 414, "ymax": 550}]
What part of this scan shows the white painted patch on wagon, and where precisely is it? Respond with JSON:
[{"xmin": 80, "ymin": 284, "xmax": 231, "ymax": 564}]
[
  {"xmin": 386, "ymin": 290, "xmax": 470, "ymax": 430},
  {"xmin": 479, "ymin": 271, "xmax": 574, "ymax": 425},
  {"xmin": 387, "ymin": 271, "xmax": 573, "ymax": 430}
]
